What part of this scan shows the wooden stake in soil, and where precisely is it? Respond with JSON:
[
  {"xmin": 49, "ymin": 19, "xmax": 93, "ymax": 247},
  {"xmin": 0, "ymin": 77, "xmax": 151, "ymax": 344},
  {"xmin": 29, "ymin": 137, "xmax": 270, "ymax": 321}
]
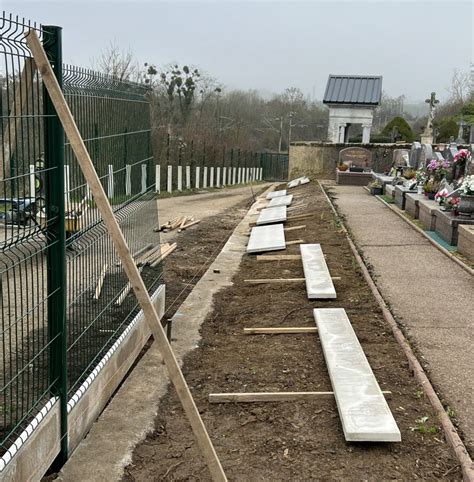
[{"xmin": 26, "ymin": 30, "xmax": 226, "ymax": 482}]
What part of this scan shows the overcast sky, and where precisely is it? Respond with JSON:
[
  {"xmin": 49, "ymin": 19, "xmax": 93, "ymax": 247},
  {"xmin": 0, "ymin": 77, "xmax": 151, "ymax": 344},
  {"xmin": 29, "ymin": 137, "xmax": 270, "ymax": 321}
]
[{"xmin": 6, "ymin": 0, "xmax": 474, "ymax": 102}]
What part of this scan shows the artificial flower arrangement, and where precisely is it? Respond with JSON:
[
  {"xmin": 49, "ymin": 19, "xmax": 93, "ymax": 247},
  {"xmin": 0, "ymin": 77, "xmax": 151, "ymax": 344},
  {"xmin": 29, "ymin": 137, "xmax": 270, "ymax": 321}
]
[
  {"xmin": 460, "ymin": 175, "xmax": 474, "ymax": 196},
  {"xmin": 415, "ymin": 167, "xmax": 427, "ymax": 185},
  {"xmin": 444, "ymin": 196, "xmax": 460, "ymax": 214},
  {"xmin": 434, "ymin": 189, "xmax": 450, "ymax": 204},
  {"xmin": 453, "ymin": 149, "xmax": 471, "ymax": 165},
  {"xmin": 426, "ymin": 158, "xmax": 452, "ymax": 182}
]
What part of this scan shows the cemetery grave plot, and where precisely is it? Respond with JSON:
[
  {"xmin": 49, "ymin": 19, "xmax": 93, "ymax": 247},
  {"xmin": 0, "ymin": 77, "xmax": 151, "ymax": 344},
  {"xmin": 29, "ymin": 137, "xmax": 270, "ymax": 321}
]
[{"xmin": 124, "ymin": 181, "xmax": 461, "ymax": 481}]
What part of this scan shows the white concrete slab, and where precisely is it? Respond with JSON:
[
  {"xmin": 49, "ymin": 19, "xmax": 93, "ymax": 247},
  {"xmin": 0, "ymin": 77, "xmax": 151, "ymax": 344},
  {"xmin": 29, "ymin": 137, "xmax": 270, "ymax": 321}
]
[
  {"xmin": 268, "ymin": 194, "xmax": 293, "ymax": 207},
  {"xmin": 288, "ymin": 176, "xmax": 310, "ymax": 188},
  {"xmin": 266, "ymin": 189, "xmax": 287, "ymax": 200},
  {"xmin": 314, "ymin": 308, "xmax": 401, "ymax": 442},
  {"xmin": 247, "ymin": 224, "xmax": 286, "ymax": 253},
  {"xmin": 300, "ymin": 244, "xmax": 336, "ymax": 299},
  {"xmin": 256, "ymin": 206, "xmax": 287, "ymax": 226}
]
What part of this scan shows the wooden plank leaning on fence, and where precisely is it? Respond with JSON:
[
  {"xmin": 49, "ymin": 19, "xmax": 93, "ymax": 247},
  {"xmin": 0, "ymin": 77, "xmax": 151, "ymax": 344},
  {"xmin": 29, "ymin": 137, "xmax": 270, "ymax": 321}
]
[
  {"xmin": 25, "ymin": 30, "xmax": 227, "ymax": 482},
  {"xmin": 0, "ymin": 57, "xmax": 36, "ymax": 181}
]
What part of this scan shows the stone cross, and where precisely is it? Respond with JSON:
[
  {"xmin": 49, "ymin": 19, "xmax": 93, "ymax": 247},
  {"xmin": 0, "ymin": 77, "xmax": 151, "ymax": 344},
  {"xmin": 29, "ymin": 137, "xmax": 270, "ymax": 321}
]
[{"xmin": 424, "ymin": 92, "xmax": 440, "ymax": 131}]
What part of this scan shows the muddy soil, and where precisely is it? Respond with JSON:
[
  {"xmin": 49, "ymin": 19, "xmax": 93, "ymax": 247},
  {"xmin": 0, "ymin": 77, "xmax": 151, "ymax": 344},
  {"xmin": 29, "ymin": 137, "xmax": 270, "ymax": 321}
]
[{"xmin": 124, "ymin": 182, "xmax": 461, "ymax": 481}]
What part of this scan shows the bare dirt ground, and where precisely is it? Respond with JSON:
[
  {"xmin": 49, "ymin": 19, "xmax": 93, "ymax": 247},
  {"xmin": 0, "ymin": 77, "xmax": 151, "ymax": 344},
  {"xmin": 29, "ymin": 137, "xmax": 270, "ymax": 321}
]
[{"xmin": 123, "ymin": 182, "xmax": 462, "ymax": 481}]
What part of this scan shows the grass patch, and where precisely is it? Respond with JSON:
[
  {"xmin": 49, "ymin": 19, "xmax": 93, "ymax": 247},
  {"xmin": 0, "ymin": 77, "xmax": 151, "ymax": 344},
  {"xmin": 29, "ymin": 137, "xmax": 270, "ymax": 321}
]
[{"xmin": 379, "ymin": 194, "xmax": 395, "ymax": 204}]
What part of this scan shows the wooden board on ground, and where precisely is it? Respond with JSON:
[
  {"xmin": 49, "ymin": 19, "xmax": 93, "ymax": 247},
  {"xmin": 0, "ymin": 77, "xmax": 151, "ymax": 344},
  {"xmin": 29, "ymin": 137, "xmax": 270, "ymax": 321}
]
[
  {"xmin": 256, "ymin": 206, "xmax": 287, "ymax": 226},
  {"xmin": 247, "ymin": 224, "xmax": 285, "ymax": 254},
  {"xmin": 245, "ymin": 278, "xmax": 304, "ymax": 284},
  {"xmin": 243, "ymin": 327, "xmax": 317, "ymax": 334},
  {"xmin": 209, "ymin": 391, "xmax": 392, "ymax": 403},
  {"xmin": 313, "ymin": 308, "xmax": 401, "ymax": 442},
  {"xmin": 284, "ymin": 225, "xmax": 305, "ymax": 231},
  {"xmin": 256, "ymin": 254, "xmax": 301, "ymax": 261},
  {"xmin": 268, "ymin": 194, "xmax": 293, "ymax": 207},
  {"xmin": 266, "ymin": 189, "xmax": 287, "ymax": 200},
  {"xmin": 300, "ymin": 244, "xmax": 336, "ymax": 299},
  {"xmin": 286, "ymin": 239, "xmax": 304, "ymax": 246}
]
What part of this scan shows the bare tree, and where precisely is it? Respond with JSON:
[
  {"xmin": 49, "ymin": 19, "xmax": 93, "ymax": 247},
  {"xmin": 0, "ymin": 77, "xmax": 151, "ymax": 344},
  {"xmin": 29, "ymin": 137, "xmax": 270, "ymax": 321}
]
[
  {"xmin": 447, "ymin": 69, "xmax": 470, "ymax": 104},
  {"xmin": 94, "ymin": 41, "xmax": 140, "ymax": 82}
]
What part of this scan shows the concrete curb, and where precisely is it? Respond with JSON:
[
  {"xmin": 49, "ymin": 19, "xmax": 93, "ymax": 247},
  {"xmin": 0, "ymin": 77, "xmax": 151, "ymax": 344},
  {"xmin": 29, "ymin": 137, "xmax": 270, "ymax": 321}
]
[{"xmin": 319, "ymin": 181, "xmax": 474, "ymax": 482}]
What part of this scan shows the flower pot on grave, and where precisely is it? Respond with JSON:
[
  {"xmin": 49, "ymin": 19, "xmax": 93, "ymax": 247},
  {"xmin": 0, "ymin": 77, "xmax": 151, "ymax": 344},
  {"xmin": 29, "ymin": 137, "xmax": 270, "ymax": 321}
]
[
  {"xmin": 428, "ymin": 192, "xmax": 436, "ymax": 200},
  {"xmin": 458, "ymin": 195, "xmax": 474, "ymax": 215},
  {"xmin": 417, "ymin": 185, "xmax": 424, "ymax": 195},
  {"xmin": 370, "ymin": 187, "xmax": 383, "ymax": 195}
]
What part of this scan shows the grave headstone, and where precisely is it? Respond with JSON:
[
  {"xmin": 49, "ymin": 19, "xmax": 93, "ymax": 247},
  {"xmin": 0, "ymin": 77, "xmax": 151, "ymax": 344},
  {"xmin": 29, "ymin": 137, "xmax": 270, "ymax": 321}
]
[
  {"xmin": 409, "ymin": 142, "xmax": 422, "ymax": 168},
  {"xmin": 466, "ymin": 145, "xmax": 474, "ymax": 175},
  {"xmin": 338, "ymin": 147, "xmax": 372, "ymax": 170},
  {"xmin": 392, "ymin": 149, "xmax": 410, "ymax": 167},
  {"xmin": 419, "ymin": 144, "xmax": 433, "ymax": 168},
  {"xmin": 444, "ymin": 145, "xmax": 459, "ymax": 163}
]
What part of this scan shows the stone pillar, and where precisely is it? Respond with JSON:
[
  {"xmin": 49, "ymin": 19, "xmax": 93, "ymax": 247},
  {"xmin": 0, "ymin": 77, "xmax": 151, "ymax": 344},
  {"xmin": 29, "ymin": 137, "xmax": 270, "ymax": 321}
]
[
  {"xmin": 338, "ymin": 124, "xmax": 346, "ymax": 143},
  {"xmin": 328, "ymin": 116, "xmax": 339, "ymax": 143},
  {"xmin": 362, "ymin": 124, "xmax": 372, "ymax": 144}
]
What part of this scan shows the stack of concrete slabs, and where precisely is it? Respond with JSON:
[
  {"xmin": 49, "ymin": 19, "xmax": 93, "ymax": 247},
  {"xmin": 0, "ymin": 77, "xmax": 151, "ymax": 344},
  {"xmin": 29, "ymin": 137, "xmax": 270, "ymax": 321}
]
[
  {"xmin": 247, "ymin": 224, "xmax": 286, "ymax": 253},
  {"xmin": 314, "ymin": 308, "xmax": 401, "ymax": 443},
  {"xmin": 300, "ymin": 244, "xmax": 336, "ymax": 299},
  {"xmin": 266, "ymin": 189, "xmax": 287, "ymax": 200},
  {"xmin": 268, "ymin": 194, "xmax": 293, "ymax": 207},
  {"xmin": 256, "ymin": 206, "xmax": 287, "ymax": 226},
  {"xmin": 288, "ymin": 176, "xmax": 310, "ymax": 188}
]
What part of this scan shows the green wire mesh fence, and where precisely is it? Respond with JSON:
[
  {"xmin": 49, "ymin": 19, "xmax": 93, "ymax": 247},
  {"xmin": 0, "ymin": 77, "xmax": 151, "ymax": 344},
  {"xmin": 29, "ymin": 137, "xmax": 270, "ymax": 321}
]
[
  {"xmin": 0, "ymin": 14, "xmax": 55, "ymax": 457},
  {"xmin": 61, "ymin": 64, "xmax": 161, "ymax": 399},
  {"xmin": 0, "ymin": 13, "xmax": 163, "ymax": 458},
  {"xmin": 260, "ymin": 151, "xmax": 289, "ymax": 181}
]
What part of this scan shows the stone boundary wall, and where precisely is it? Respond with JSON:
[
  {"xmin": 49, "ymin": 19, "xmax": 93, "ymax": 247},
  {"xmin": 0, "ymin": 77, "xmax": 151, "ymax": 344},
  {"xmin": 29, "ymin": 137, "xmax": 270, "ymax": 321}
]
[{"xmin": 288, "ymin": 142, "xmax": 412, "ymax": 179}]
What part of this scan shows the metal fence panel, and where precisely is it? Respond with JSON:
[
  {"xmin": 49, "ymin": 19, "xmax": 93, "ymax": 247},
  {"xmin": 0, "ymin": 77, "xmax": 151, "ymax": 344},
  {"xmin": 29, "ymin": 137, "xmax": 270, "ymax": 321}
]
[{"xmin": 0, "ymin": 13, "xmax": 163, "ymax": 461}]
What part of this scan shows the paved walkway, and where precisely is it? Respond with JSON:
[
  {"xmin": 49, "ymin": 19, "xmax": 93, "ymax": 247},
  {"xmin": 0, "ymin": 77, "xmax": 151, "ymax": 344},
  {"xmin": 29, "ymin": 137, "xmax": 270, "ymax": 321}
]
[{"xmin": 331, "ymin": 185, "xmax": 474, "ymax": 455}]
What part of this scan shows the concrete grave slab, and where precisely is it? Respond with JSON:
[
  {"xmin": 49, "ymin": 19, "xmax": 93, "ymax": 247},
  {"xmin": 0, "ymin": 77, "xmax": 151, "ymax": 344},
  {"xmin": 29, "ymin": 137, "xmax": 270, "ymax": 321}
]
[
  {"xmin": 288, "ymin": 176, "xmax": 310, "ymax": 188},
  {"xmin": 247, "ymin": 224, "xmax": 286, "ymax": 253},
  {"xmin": 268, "ymin": 194, "xmax": 293, "ymax": 207},
  {"xmin": 300, "ymin": 244, "xmax": 336, "ymax": 299},
  {"xmin": 314, "ymin": 308, "xmax": 401, "ymax": 442},
  {"xmin": 266, "ymin": 189, "xmax": 287, "ymax": 200},
  {"xmin": 256, "ymin": 206, "xmax": 287, "ymax": 226}
]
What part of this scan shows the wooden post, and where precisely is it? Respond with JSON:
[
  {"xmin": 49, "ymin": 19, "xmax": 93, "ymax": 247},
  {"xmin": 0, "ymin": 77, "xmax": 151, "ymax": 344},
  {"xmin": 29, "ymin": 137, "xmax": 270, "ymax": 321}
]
[{"xmin": 26, "ymin": 30, "xmax": 226, "ymax": 482}]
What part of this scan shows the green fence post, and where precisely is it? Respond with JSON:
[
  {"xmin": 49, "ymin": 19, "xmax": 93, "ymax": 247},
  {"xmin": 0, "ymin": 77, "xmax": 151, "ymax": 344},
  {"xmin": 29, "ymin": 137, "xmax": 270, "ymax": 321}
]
[{"xmin": 43, "ymin": 25, "xmax": 68, "ymax": 465}]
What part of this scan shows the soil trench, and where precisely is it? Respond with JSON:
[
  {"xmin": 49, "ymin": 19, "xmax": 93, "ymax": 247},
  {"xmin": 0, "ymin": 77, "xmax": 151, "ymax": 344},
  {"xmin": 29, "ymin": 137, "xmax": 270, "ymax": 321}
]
[{"xmin": 124, "ymin": 182, "xmax": 461, "ymax": 481}]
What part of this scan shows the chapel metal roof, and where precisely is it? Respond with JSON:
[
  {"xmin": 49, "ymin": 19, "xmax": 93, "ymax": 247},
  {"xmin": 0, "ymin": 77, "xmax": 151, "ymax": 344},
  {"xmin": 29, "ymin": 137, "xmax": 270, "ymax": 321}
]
[{"xmin": 323, "ymin": 75, "xmax": 382, "ymax": 105}]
